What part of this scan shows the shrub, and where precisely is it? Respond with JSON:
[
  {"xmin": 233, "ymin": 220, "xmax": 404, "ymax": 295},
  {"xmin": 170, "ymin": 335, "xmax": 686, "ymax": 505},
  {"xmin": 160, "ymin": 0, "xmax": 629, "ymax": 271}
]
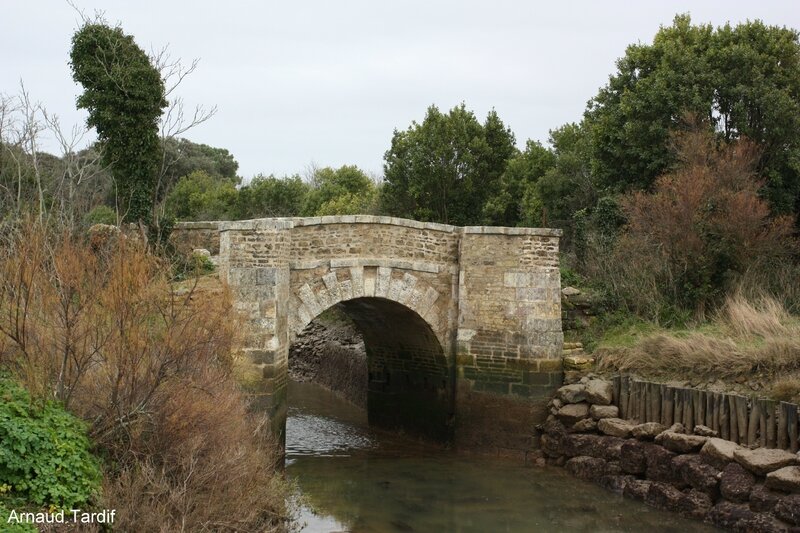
[
  {"xmin": 83, "ymin": 204, "xmax": 117, "ymax": 226},
  {"xmin": 0, "ymin": 376, "xmax": 101, "ymax": 508}
]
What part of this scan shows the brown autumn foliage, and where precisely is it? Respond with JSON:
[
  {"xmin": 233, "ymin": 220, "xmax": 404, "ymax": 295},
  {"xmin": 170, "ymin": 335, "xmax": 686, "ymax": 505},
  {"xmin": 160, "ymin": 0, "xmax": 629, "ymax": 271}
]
[
  {"xmin": 0, "ymin": 221, "xmax": 289, "ymax": 532},
  {"xmin": 588, "ymin": 124, "xmax": 797, "ymax": 320}
]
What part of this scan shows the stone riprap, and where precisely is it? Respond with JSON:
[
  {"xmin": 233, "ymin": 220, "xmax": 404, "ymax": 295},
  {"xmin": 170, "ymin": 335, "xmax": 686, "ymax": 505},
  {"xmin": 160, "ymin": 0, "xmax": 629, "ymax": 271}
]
[
  {"xmin": 175, "ymin": 216, "xmax": 563, "ymax": 451},
  {"xmin": 541, "ymin": 378, "xmax": 800, "ymax": 532}
]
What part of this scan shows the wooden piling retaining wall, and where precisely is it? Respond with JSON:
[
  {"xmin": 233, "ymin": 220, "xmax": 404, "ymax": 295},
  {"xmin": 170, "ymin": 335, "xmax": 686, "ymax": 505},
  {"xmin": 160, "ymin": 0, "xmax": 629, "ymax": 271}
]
[{"xmin": 613, "ymin": 376, "xmax": 800, "ymax": 451}]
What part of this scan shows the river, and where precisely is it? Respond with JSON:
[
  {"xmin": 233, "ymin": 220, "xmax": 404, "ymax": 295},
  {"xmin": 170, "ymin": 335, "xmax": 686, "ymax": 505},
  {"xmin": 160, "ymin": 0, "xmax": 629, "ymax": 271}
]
[{"xmin": 285, "ymin": 380, "xmax": 719, "ymax": 533}]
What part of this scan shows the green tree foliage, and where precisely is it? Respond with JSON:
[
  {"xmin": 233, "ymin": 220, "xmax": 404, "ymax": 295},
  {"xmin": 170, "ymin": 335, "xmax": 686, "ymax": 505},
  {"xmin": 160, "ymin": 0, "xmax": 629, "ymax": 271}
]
[
  {"xmin": 381, "ymin": 104, "xmax": 517, "ymax": 225},
  {"xmin": 236, "ymin": 174, "xmax": 310, "ymax": 218},
  {"xmin": 160, "ymin": 138, "xmax": 240, "ymax": 192},
  {"xmin": 586, "ymin": 15, "xmax": 800, "ymax": 215},
  {"xmin": 303, "ymin": 165, "xmax": 377, "ymax": 216},
  {"xmin": 484, "ymin": 139, "xmax": 555, "ymax": 226},
  {"xmin": 0, "ymin": 377, "xmax": 101, "ymax": 508},
  {"xmin": 70, "ymin": 23, "xmax": 167, "ymax": 223},
  {"xmin": 164, "ymin": 170, "xmax": 238, "ymax": 220}
]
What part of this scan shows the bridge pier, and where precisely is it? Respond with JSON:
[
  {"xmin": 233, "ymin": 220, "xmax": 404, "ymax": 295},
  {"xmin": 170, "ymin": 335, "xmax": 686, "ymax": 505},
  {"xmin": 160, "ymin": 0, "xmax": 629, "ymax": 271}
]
[{"xmin": 208, "ymin": 216, "xmax": 563, "ymax": 452}]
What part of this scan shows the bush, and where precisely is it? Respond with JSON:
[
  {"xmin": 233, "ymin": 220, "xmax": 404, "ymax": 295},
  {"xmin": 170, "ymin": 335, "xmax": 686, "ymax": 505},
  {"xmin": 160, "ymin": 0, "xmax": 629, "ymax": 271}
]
[
  {"xmin": 83, "ymin": 204, "xmax": 117, "ymax": 226},
  {"xmin": 0, "ymin": 376, "xmax": 101, "ymax": 508}
]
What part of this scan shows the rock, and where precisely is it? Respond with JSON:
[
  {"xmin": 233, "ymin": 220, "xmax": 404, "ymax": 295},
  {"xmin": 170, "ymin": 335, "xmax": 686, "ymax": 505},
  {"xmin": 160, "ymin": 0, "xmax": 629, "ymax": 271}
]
[
  {"xmin": 556, "ymin": 403, "xmax": 590, "ymax": 425},
  {"xmin": 571, "ymin": 418, "xmax": 597, "ymax": 433},
  {"xmin": 604, "ymin": 460, "xmax": 622, "ymax": 476},
  {"xmin": 734, "ymin": 448, "xmax": 800, "ymax": 476},
  {"xmin": 720, "ymin": 462, "xmax": 756, "ymax": 503},
  {"xmin": 561, "ymin": 286, "xmax": 581, "ymax": 296},
  {"xmin": 563, "ymin": 356, "xmax": 594, "ymax": 371},
  {"xmin": 597, "ymin": 418, "xmax": 634, "ymax": 438},
  {"xmin": 565, "ymin": 456, "xmax": 606, "ymax": 481},
  {"xmin": 645, "ymin": 481, "xmax": 684, "ymax": 511},
  {"xmin": 766, "ymin": 466, "xmax": 800, "ymax": 493},
  {"xmin": 676, "ymin": 489, "xmax": 713, "ymax": 520},
  {"xmin": 598, "ymin": 474, "xmax": 633, "ymax": 494},
  {"xmin": 706, "ymin": 501, "xmax": 757, "ymax": 531},
  {"xmin": 620, "ymin": 440, "xmax": 647, "ymax": 474},
  {"xmin": 589, "ymin": 404, "xmax": 619, "ymax": 420},
  {"xmin": 567, "ymin": 434, "xmax": 624, "ymax": 461},
  {"xmin": 775, "ymin": 494, "xmax": 800, "ymax": 526},
  {"xmin": 550, "ymin": 398, "xmax": 563, "ymax": 410},
  {"xmin": 667, "ymin": 422, "xmax": 686, "ymax": 434},
  {"xmin": 584, "ymin": 379, "xmax": 613, "ymax": 405},
  {"xmin": 540, "ymin": 419, "xmax": 570, "ymax": 458},
  {"xmin": 751, "ymin": 484, "xmax": 783, "ymax": 512},
  {"xmin": 654, "ymin": 430, "xmax": 707, "ymax": 453},
  {"xmin": 556, "ymin": 384, "xmax": 587, "ymax": 404},
  {"xmin": 646, "ymin": 444, "xmax": 679, "ymax": 483},
  {"xmin": 674, "ymin": 454, "xmax": 720, "ymax": 497},
  {"xmin": 191, "ymin": 248, "xmax": 211, "ymax": 258},
  {"xmin": 693, "ymin": 424, "xmax": 718, "ymax": 437},
  {"xmin": 622, "ymin": 478, "xmax": 651, "ymax": 501},
  {"xmin": 631, "ymin": 422, "xmax": 666, "ymax": 440},
  {"xmin": 700, "ymin": 437, "xmax": 741, "ymax": 470}
]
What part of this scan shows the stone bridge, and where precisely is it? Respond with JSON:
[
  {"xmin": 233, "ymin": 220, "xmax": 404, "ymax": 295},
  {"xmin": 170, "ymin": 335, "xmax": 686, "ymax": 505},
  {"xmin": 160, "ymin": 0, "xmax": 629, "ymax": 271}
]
[{"xmin": 174, "ymin": 216, "xmax": 564, "ymax": 451}]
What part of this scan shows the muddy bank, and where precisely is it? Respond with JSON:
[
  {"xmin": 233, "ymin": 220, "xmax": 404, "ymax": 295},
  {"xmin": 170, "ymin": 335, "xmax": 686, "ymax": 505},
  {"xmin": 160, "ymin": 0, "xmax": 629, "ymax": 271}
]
[{"xmin": 289, "ymin": 306, "xmax": 368, "ymax": 407}]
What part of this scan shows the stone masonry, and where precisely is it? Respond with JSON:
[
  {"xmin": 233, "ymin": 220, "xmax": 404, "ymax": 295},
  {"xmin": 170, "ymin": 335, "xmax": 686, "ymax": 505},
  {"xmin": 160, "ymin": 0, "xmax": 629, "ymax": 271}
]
[{"xmin": 175, "ymin": 215, "xmax": 563, "ymax": 451}]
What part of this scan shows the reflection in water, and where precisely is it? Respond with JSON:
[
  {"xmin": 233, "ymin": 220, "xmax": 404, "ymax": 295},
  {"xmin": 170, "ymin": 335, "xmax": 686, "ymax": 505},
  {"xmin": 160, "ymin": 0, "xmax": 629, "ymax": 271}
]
[{"xmin": 286, "ymin": 380, "xmax": 719, "ymax": 533}]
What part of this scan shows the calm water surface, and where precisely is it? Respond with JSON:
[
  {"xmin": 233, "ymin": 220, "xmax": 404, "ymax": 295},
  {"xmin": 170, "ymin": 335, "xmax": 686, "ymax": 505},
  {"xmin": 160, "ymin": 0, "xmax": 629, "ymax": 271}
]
[{"xmin": 285, "ymin": 380, "xmax": 719, "ymax": 533}]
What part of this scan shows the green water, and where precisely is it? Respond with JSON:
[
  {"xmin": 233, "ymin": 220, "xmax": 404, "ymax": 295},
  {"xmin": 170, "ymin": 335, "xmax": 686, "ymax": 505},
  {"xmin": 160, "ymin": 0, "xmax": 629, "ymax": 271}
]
[{"xmin": 286, "ymin": 380, "xmax": 719, "ymax": 533}]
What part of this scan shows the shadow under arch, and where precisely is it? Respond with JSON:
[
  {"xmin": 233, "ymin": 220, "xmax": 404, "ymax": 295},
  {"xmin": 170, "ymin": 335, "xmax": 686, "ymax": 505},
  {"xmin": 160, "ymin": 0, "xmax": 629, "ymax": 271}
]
[{"xmin": 292, "ymin": 296, "xmax": 455, "ymax": 442}]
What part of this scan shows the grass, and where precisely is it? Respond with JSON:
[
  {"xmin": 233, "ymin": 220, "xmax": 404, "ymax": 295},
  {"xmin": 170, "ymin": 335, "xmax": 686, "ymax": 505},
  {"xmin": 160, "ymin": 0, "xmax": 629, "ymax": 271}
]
[{"xmin": 595, "ymin": 293, "xmax": 800, "ymax": 386}]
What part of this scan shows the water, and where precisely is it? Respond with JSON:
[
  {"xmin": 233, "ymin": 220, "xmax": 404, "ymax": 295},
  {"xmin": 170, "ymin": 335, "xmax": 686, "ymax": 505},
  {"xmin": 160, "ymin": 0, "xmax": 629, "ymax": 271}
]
[{"xmin": 285, "ymin": 380, "xmax": 719, "ymax": 533}]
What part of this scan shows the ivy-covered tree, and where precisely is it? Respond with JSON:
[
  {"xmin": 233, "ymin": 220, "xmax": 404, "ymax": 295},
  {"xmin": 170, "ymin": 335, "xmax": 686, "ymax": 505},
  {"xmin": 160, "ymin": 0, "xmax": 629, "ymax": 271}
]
[{"xmin": 70, "ymin": 23, "xmax": 167, "ymax": 223}]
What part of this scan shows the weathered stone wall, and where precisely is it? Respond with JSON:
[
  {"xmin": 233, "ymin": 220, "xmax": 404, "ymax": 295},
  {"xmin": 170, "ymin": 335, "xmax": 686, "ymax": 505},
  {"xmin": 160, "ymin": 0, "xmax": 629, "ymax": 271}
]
[
  {"xmin": 170, "ymin": 221, "xmax": 221, "ymax": 255},
  {"xmin": 217, "ymin": 215, "xmax": 563, "ymax": 449}
]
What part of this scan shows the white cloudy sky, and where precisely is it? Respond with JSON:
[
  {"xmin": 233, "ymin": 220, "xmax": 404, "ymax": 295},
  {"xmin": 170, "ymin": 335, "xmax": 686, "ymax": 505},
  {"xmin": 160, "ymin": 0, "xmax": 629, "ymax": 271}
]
[{"xmin": 3, "ymin": 1, "xmax": 799, "ymax": 180}]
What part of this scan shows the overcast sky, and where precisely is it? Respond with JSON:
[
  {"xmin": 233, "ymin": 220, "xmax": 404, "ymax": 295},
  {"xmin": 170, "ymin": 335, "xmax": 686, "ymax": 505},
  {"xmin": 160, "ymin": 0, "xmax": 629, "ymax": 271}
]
[{"xmin": 3, "ymin": 1, "xmax": 800, "ymax": 181}]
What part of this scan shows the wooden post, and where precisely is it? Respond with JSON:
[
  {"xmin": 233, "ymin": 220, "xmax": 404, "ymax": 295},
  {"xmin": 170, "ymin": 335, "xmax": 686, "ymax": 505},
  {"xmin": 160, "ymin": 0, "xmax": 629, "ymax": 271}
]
[
  {"xmin": 735, "ymin": 395, "xmax": 748, "ymax": 445},
  {"xmin": 643, "ymin": 382, "xmax": 652, "ymax": 423},
  {"xmin": 612, "ymin": 375, "xmax": 621, "ymax": 409},
  {"xmin": 705, "ymin": 392, "xmax": 714, "ymax": 428},
  {"xmin": 748, "ymin": 399, "xmax": 761, "ymax": 447},
  {"xmin": 785, "ymin": 403, "xmax": 799, "ymax": 453},
  {"xmin": 779, "ymin": 402, "xmax": 789, "ymax": 450},
  {"xmin": 662, "ymin": 386, "xmax": 674, "ymax": 426},
  {"xmin": 712, "ymin": 393, "xmax": 721, "ymax": 435},
  {"xmin": 683, "ymin": 389, "xmax": 695, "ymax": 429},
  {"xmin": 650, "ymin": 382, "xmax": 662, "ymax": 423},
  {"xmin": 619, "ymin": 377, "xmax": 629, "ymax": 419},
  {"xmin": 728, "ymin": 395, "xmax": 739, "ymax": 444},
  {"xmin": 758, "ymin": 399, "xmax": 768, "ymax": 448},
  {"xmin": 766, "ymin": 400, "xmax": 777, "ymax": 449},
  {"xmin": 675, "ymin": 388, "xmax": 684, "ymax": 428},
  {"xmin": 719, "ymin": 393, "xmax": 730, "ymax": 440},
  {"xmin": 693, "ymin": 390, "xmax": 704, "ymax": 430}
]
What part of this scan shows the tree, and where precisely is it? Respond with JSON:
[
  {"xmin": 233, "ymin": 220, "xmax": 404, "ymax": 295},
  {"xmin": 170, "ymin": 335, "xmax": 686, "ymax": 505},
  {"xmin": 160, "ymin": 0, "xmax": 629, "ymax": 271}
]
[
  {"xmin": 303, "ymin": 165, "xmax": 376, "ymax": 216},
  {"xmin": 586, "ymin": 15, "xmax": 800, "ymax": 216},
  {"xmin": 236, "ymin": 174, "xmax": 309, "ymax": 218},
  {"xmin": 381, "ymin": 104, "xmax": 516, "ymax": 225},
  {"xmin": 70, "ymin": 23, "xmax": 167, "ymax": 223},
  {"xmin": 160, "ymin": 137, "xmax": 239, "ymax": 189},
  {"xmin": 164, "ymin": 170, "xmax": 237, "ymax": 220}
]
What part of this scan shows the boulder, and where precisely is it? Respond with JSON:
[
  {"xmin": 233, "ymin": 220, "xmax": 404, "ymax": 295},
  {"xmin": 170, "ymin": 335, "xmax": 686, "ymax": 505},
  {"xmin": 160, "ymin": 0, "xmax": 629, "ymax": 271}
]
[
  {"xmin": 645, "ymin": 481, "xmax": 684, "ymax": 511},
  {"xmin": 766, "ymin": 466, "xmax": 800, "ymax": 493},
  {"xmin": 706, "ymin": 502, "xmax": 757, "ymax": 531},
  {"xmin": 700, "ymin": 437, "xmax": 741, "ymax": 470},
  {"xmin": 561, "ymin": 286, "xmax": 581, "ymax": 296},
  {"xmin": 750, "ymin": 484, "xmax": 783, "ymax": 512},
  {"xmin": 597, "ymin": 417, "xmax": 634, "ymax": 438},
  {"xmin": 720, "ymin": 462, "xmax": 756, "ymax": 503},
  {"xmin": 565, "ymin": 456, "xmax": 606, "ymax": 481},
  {"xmin": 692, "ymin": 424, "xmax": 718, "ymax": 437},
  {"xmin": 604, "ymin": 460, "xmax": 622, "ymax": 476},
  {"xmin": 667, "ymin": 422, "xmax": 686, "ymax": 433},
  {"xmin": 567, "ymin": 434, "xmax": 604, "ymax": 458},
  {"xmin": 774, "ymin": 494, "xmax": 800, "ymax": 526},
  {"xmin": 556, "ymin": 383, "xmax": 587, "ymax": 404},
  {"xmin": 563, "ymin": 356, "xmax": 594, "ymax": 371},
  {"xmin": 191, "ymin": 248, "xmax": 211, "ymax": 258},
  {"xmin": 599, "ymin": 436, "xmax": 626, "ymax": 461},
  {"xmin": 654, "ymin": 430, "xmax": 707, "ymax": 453},
  {"xmin": 631, "ymin": 422, "xmax": 666, "ymax": 440},
  {"xmin": 676, "ymin": 489, "xmax": 713, "ymax": 520},
  {"xmin": 734, "ymin": 448, "xmax": 800, "ymax": 476},
  {"xmin": 589, "ymin": 404, "xmax": 619, "ymax": 420},
  {"xmin": 645, "ymin": 444, "xmax": 679, "ymax": 483},
  {"xmin": 598, "ymin": 474, "xmax": 633, "ymax": 494},
  {"xmin": 622, "ymin": 478, "xmax": 652, "ymax": 501},
  {"xmin": 674, "ymin": 454, "xmax": 720, "ymax": 497},
  {"xmin": 584, "ymin": 379, "xmax": 613, "ymax": 405},
  {"xmin": 620, "ymin": 440, "xmax": 647, "ymax": 474},
  {"xmin": 571, "ymin": 418, "xmax": 597, "ymax": 433},
  {"xmin": 556, "ymin": 403, "xmax": 590, "ymax": 426}
]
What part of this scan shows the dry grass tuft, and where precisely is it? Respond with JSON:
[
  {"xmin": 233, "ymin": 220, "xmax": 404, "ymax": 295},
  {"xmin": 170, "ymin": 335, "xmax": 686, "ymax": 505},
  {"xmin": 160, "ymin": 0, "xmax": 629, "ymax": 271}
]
[{"xmin": 598, "ymin": 293, "xmax": 800, "ymax": 379}]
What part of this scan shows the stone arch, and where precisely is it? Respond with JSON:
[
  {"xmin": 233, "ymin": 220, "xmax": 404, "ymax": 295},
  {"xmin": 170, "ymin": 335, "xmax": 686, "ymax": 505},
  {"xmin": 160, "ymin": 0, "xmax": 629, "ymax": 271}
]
[
  {"xmin": 289, "ymin": 266, "xmax": 445, "ymax": 346},
  {"xmin": 288, "ymin": 267, "xmax": 454, "ymax": 440}
]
